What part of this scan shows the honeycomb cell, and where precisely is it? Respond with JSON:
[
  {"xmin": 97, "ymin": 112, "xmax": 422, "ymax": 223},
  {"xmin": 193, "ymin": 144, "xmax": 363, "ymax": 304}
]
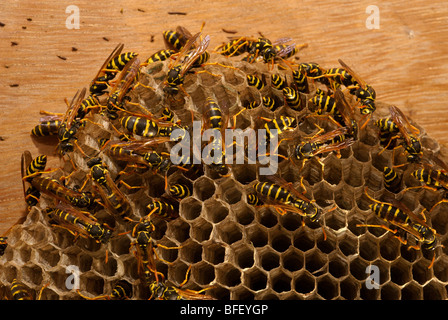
[
  {"xmin": 216, "ymin": 263, "xmax": 242, "ymax": 288},
  {"xmin": 350, "ymin": 257, "xmax": 369, "ymax": 281},
  {"xmin": 305, "ymin": 250, "xmax": 327, "ymax": 275},
  {"xmin": 379, "ymin": 236, "xmax": 401, "ymax": 261},
  {"xmin": 257, "ymin": 207, "xmax": 279, "ymax": 229},
  {"xmin": 359, "ymin": 234, "xmax": 379, "ymax": 261},
  {"xmin": 412, "ymin": 259, "xmax": 433, "ymax": 285},
  {"xmin": 423, "ymin": 280, "xmax": 446, "ymax": 300},
  {"xmin": 21, "ymin": 265, "xmax": 43, "ymax": 286},
  {"xmin": 203, "ymin": 242, "xmax": 226, "ymax": 265},
  {"xmin": 328, "ymin": 255, "xmax": 348, "ymax": 279},
  {"xmin": 294, "ymin": 271, "xmax": 315, "ymax": 295},
  {"xmin": 433, "ymin": 257, "xmax": 448, "ymax": 282},
  {"xmin": 339, "ymin": 276, "xmax": 359, "ymax": 300},
  {"xmin": 234, "ymin": 202, "xmax": 255, "ymax": 226},
  {"xmin": 279, "ymin": 212, "xmax": 302, "ymax": 231},
  {"xmin": 179, "ymin": 239, "xmax": 202, "ymax": 264},
  {"xmin": 232, "ymin": 285, "xmax": 255, "ymax": 300},
  {"xmin": 243, "ymin": 267, "xmax": 268, "ymax": 291},
  {"xmin": 270, "ymin": 230, "xmax": 291, "ymax": 253},
  {"xmin": 233, "ymin": 244, "xmax": 254, "ymax": 269},
  {"xmin": 282, "ymin": 247, "xmax": 304, "ymax": 272},
  {"xmin": 232, "ymin": 163, "xmax": 257, "ymax": 185},
  {"xmin": 401, "ymin": 281, "xmax": 423, "ymax": 300},
  {"xmin": 217, "ymin": 220, "xmax": 243, "ymax": 245},
  {"xmin": 179, "ymin": 197, "xmax": 203, "ymax": 221},
  {"xmin": 317, "ymin": 275, "xmax": 338, "ymax": 300},
  {"xmin": 338, "ymin": 232, "xmax": 358, "ymax": 257},
  {"xmin": 246, "ymin": 224, "xmax": 268, "ymax": 248},
  {"xmin": 380, "ymin": 282, "xmax": 401, "ymax": 300},
  {"xmin": 192, "ymin": 261, "xmax": 216, "ymax": 286},
  {"xmin": 390, "ymin": 258, "xmax": 412, "ymax": 285},
  {"xmin": 293, "ymin": 229, "xmax": 315, "ymax": 252},
  {"xmin": 203, "ymin": 199, "xmax": 229, "ymax": 223},
  {"xmin": 258, "ymin": 248, "xmax": 280, "ymax": 271},
  {"xmin": 193, "ymin": 176, "xmax": 216, "ymax": 201},
  {"xmin": 35, "ymin": 244, "xmax": 61, "ymax": 269},
  {"xmin": 166, "ymin": 218, "xmax": 191, "ymax": 243},
  {"xmin": 219, "ymin": 179, "xmax": 242, "ymax": 204},
  {"xmin": 271, "ymin": 269, "xmax": 292, "ymax": 293},
  {"xmin": 324, "ymin": 209, "xmax": 346, "ymax": 233},
  {"xmin": 190, "ymin": 217, "xmax": 213, "ymax": 242}
]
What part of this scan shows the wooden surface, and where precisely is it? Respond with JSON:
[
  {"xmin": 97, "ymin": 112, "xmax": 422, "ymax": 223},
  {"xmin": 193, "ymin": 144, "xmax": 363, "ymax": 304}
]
[{"xmin": 1, "ymin": 0, "xmax": 448, "ymax": 234}]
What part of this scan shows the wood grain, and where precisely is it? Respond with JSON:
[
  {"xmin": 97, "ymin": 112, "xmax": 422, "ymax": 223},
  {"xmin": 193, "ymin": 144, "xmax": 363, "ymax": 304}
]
[{"xmin": 1, "ymin": 0, "xmax": 448, "ymax": 234}]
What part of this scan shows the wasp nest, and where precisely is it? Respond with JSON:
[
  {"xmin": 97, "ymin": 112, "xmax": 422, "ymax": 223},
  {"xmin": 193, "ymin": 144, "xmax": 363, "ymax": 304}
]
[{"xmin": 1, "ymin": 37, "xmax": 448, "ymax": 300}]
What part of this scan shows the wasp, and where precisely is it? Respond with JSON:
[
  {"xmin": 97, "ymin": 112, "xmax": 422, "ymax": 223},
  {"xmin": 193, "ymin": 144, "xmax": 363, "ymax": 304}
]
[
  {"xmin": 119, "ymin": 115, "xmax": 182, "ymax": 139},
  {"xmin": 262, "ymin": 96, "xmax": 280, "ymax": 112},
  {"xmin": 45, "ymin": 203, "xmax": 112, "ymax": 244},
  {"xmin": 214, "ymin": 36, "xmax": 256, "ymax": 57},
  {"xmin": 31, "ymin": 176, "xmax": 95, "ymax": 209},
  {"xmin": 389, "ymin": 105, "xmax": 422, "ymax": 163},
  {"xmin": 89, "ymin": 43, "xmax": 124, "ymax": 96},
  {"xmin": 292, "ymin": 69, "xmax": 309, "ymax": 93},
  {"xmin": 105, "ymin": 56, "xmax": 142, "ymax": 119},
  {"xmin": 146, "ymin": 198, "xmax": 179, "ymax": 221},
  {"xmin": 338, "ymin": 59, "xmax": 376, "ymax": 115},
  {"xmin": 169, "ymin": 183, "xmax": 192, "ymax": 199},
  {"xmin": 31, "ymin": 118, "xmax": 61, "ymax": 137},
  {"xmin": 21, "ymin": 151, "xmax": 47, "ymax": 211},
  {"xmin": 252, "ymin": 176, "xmax": 328, "ymax": 233},
  {"xmin": 412, "ymin": 167, "xmax": 448, "ymax": 191},
  {"xmin": 374, "ymin": 117, "xmax": 400, "ymax": 150},
  {"xmin": 270, "ymin": 74, "xmax": 286, "ymax": 90},
  {"xmin": 163, "ymin": 26, "xmax": 198, "ymax": 52},
  {"xmin": 10, "ymin": 279, "xmax": 33, "ymax": 300},
  {"xmin": 261, "ymin": 115, "xmax": 297, "ymax": 143},
  {"xmin": 247, "ymin": 74, "xmax": 264, "ymax": 90},
  {"xmin": 358, "ymin": 188, "xmax": 441, "ymax": 268},
  {"xmin": 145, "ymin": 49, "xmax": 176, "ymax": 65},
  {"xmin": 163, "ymin": 32, "xmax": 210, "ymax": 95},
  {"xmin": 383, "ymin": 166, "xmax": 402, "ymax": 193},
  {"xmin": 246, "ymin": 193, "xmax": 263, "ymax": 206},
  {"xmin": 77, "ymin": 280, "xmax": 132, "ymax": 300},
  {"xmin": 148, "ymin": 266, "xmax": 215, "ymax": 300},
  {"xmin": 57, "ymin": 88, "xmax": 89, "ymax": 155},
  {"xmin": 283, "ymin": 86, "xmax": 302, "ymax": 111},
  {"xmin": 299, "ymin": 62, "xmax": 330, "ymax": 87},
  {"xmin": 295, "ymin": 126, "xmax": 356, "ymax": 161},
  {"xmin": 86, "ymin": 157, "xmax": 133, "ymax": 220},
  {"xmin": 0, "ymin": 237, "xmax": 7, "ymax": 256}
]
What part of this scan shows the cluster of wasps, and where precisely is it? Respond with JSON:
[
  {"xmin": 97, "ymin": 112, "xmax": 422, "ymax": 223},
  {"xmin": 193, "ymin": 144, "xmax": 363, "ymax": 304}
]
[{"xmin": 2, "ymin": 24, "xmax": 448, "ymax": 300}]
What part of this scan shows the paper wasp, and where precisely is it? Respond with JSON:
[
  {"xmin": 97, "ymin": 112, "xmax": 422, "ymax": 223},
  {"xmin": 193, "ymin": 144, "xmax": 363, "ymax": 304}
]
[
  {"xmin": 10, "ymin": 279, "xmax": 33, "ymax": 300},
  {"xmin": 411, "ymin": 153, "xmax": 448, "ymax": 191},
  {"xmin": 31, "ymin": 176, "xmax": 95, "ymax": 209},
  {"xmin": 163, "ymin": 26, "xmax": 198, "ymax": 52},
  {"xmin": 388, "ymin": 105, "xmax": 422, "ymax": 163},
  {"xmin": 295, "ymin": 126, "xmax": 355, "ymax": 161},
  {"xmin": 383, "ymin": 166, "xmax": 402, "ymax": 193},
  {"xmin": 145, "ymin": 49, "xmax": 176, "ymax": 65},
  {"xmin": 358, "ymin": 188, "xmax": 441, "ymax": 268},
  {"xmin": 338, "ymin": 59, "xmax": 376, "ymax": 115},
  {"xmin": 374, "ymin": 117, "xmax": 400, "ymax": 150},
  {"xmin": 262, "ymin": 96, "xmax": 280, "ymax": 112},
  {"xmin": 163, "ymin": 32, "xmax": 210, "ymax": 95},
  {"xmin": 252, "ymin": 178, "xmax": 322, "ymax": 224},
  {"xmin": 21, "ymin": 151, "xmax": 47, "ymax": 211},
  {"xmin": 31, "ymin": 118, "xmax": 61, "ymax": 137},
  {"xmin": 247, "ymin": 74, "xmax": 265, "ymax": 90},
  {"xmin": 57, "ymin": 88, "xmax": 89, "ymax": 155},
  {"xmin": 86, "ymin": 157, "xmax": 133, "ymax": 220},
  {"xmin": 148, "ymin": 265, "xmax": 215, "ymax": 300},
  {"xmin": 271, "ymin": 74, "xmax": 287, "ymax": 90},
  {"xmin": 45, "ymin": 202, "xmax": 112, "ymax": 244},
  {"xmin": 77, "ymin": 280, "xmax": 132, "ymax": 300},
  {"xmin": 105, "ymin": 56, "xmax": 142, "ymax": 119},
  {"xmin": 292, "ymin": 69, "xmax": 309, "ymax": 93},
  {"xmin": 0, "ymin": 237, "xmax": 7, "ymax": 256},
  {"xmin": 299, "ymin": 62, "xmax": 330, "ymax": 87},
  {"xmin": 283, "ymin": 86, "xmax": 302, "ymax": 111},
  {"xmin": 130, "ymin": 214, "xmax": 182, "ymax": 286},
  {"xmin": 89, "ymin": 43, "xmax": 125, "ymax": 96}
]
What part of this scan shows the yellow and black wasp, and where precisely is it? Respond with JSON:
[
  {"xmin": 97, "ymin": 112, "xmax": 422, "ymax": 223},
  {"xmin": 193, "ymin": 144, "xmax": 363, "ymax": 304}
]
[
  {"xmin": 338, "ymin": 59, "xmax": 376, "ymax": 115},
  {"xmin": 411, "ymin": 153, "xmax": 448, "ymax": 191},
  {"xmin": 89, "ymin": 43, "xmax": 125, "ymax": 96},
  {"xmin": 86, "ymin": 157, "xmax": 133, "ymax": 221},
  {"xmin": 383, "ymin": 166, "xmax": 403, "ymax": 193},
  {"xmin": 45, "ymin": 202, "xmax": 112, "ymax": 244},
  {"xmin": 247, "ymin": 74, "xmax": 265, "ymax": 90},
  {"xmin": 21, "ymin": 151, "xmax": 47, "ymax": 211},
  {"xmin": 0, "ymin": 237, "xmax": 7, "ymax": 256},
  {"xmin": 163, "ymin": 32, "xmax": 210, "ymax": 95},
  {"xmin": 292, "ymin": 68, "xmax": 309, "ymax": 94},
  {"xmin": 282, "ymin": 86, "xmax": 302, "ymax": 111},
  {"xmin": 389, "ymin": 105, "xmax": 422, "ymax": 163},
  {"xmin": 295, "ymin": 126, "xmax": 356, "ymax": 161},
  {"xmin": 148, "ymin": 265, "xmax": 215, "ymax": 300},
  {"xmin": 358, "ymin": 188, "xmax": 441, "ymax": 268},
  {"xmin": 77, "ymin": 280, "xmax": 133, "ymax": 300},
  {"xmin": 31, "ymin": 176, "xmax": 96, "ymax": 209},
  {"xmin": 299, "ymin": 62, "xmax": 330, "ymax": 87},
  {"xmin": 374, "ymin": 117, "xmax": 400, "ymax": 150},
  {"xmin": 105, "ymin": 56, "xmax": 142, "ymax": 119}
]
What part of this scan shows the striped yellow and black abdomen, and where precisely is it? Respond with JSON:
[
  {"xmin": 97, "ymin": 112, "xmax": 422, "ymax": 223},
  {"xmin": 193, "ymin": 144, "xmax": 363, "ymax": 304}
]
[
  {"xmin": 383, "ymin": 166, "xmax": 402, "ymax": 193},
  {"xmin": 31, "ymin": 120, "xmax": 61, "ymax": 137},
  {"xmin": 254, "ymin": 182, "xmax": 293, "ymax": 204},
  {"xmin": 105, "ymin": 52, "xmax": 138, "ymax": 80},
  {"xmin": 247, "ymin": 75, "xmax": 264, "ymax": 90},
  {"xmin": 11, "ymin": 279, "xmax": 33, "ymax": 300},
  {"xmin": 146, "ymin": 49, "xmax": 175, "ymax": 64},
  {"xmin": 120, "ymin": 116, "xmax": 160, "ymax": 138},
  {"xmin": 283, "ymin": 86, "xmax": 302, "ymax": 111}
]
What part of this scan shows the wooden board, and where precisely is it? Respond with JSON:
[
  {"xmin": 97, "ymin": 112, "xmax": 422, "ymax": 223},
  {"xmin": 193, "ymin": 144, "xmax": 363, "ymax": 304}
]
[{"xmin": 1, "ymin": 0, "xmax": 448, "ymax": 234}]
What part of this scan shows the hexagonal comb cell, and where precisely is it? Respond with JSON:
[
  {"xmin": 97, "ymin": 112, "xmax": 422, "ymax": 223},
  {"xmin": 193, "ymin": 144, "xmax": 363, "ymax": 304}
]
[{"xmin": 2, "ymin": 39, "xmax": 448, "ymax": 301}]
